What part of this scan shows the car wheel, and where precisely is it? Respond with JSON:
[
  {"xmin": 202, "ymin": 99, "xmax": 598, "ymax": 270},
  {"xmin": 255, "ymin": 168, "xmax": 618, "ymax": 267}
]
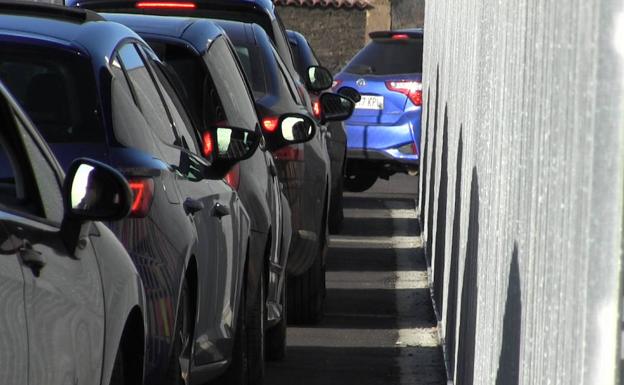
[
  {"xmin": 165, "ymin": 280, "xmax": 193, "ymax": 385},
  {"xmin": 247, "ymin": 260, "xmax": 265, "ymax": 385},
  {"xmin": 287, "ymin": 240, "xmax": 324, "ymax": 325},
  {"xmin": 214, "ymin": 280, "xmax": 248, "ymax": 385},
  {"xmin": 328, "ymin": 175, "xmax": 344, "ymax": 234},
  {"xmin": 344, "ymin": 171, "xmax": 377, "ymax": 192},
  {"xmin": 265, "ymin": 279, "xmax": 287, "ymax": 361}
]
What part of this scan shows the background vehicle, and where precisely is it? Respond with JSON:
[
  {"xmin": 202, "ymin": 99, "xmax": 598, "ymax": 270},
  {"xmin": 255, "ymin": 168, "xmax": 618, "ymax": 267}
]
[
  {"xmin": 334, "ymin": 29, "xmax": 423, "ymax": 192},
  {"xmin": 216, "ymin": 20, "xmax": 354, "ymax": 324},
  {"xmin": 102, "ymin": 13, "xmax": 315, "ymax": 376},
  {"xmin": 0, "ymin": 4, "xmax": 254, "ymax": 385},
  {"xmin": 287, "ymin": 29, "xmax": 347, "ymax": 234},
  {"xmin": 0, "ymin": 79, "xmax": 145, "ymax": 385}
]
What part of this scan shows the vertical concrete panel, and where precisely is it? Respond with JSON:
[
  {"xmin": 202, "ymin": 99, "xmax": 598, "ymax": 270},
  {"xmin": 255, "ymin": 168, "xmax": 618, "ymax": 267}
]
[{"xmin": 420, "ymin": 0, "xmax": 624, "ymax": 383}]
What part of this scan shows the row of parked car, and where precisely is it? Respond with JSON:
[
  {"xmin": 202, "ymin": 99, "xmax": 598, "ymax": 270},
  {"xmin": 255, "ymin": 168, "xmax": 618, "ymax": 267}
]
[{"xmin": 0, "ymin": 0, "xmax": 361, "ymax": 384}]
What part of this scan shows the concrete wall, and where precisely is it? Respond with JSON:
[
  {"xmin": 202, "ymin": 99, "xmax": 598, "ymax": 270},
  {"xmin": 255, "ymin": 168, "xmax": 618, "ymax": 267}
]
[
  {"xmin": 419, "ymin": 0, "xmax": 624, "ymax": 384},
  {"xmin": 278, "ymin": 6, "xmax": 367, "ymax": 73}
]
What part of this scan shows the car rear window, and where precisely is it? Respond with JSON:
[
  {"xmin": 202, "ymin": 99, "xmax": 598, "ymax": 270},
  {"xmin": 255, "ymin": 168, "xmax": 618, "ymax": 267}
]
[
  {"xmin": 344, "ymin": 38, "xmax": 424, "ymax": 75},
  {"xmin": 0, "ymin": 45, "xmax": 104, "ymax": 143}
]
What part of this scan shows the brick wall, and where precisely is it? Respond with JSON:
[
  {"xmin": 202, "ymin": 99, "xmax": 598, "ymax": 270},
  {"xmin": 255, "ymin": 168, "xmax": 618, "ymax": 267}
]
[{"xmin": 277, "ymin": 6, "xmax": 367, "ymax": 74}]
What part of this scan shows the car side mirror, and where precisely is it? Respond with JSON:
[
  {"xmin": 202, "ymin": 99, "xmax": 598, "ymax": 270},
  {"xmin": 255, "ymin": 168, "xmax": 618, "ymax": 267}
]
[
  {"xmin": 61, "ymin": 158, "xmax": 132, "ymax": 254},
  {"xmin": 64, "ymin": 158, "xmax": 132, "ymax": 221},
  {"xmin": 319, "ymin": 92, "xmax": 355, "ymax": 124},
  {"xmin": 305, "ymin": 65, "xmax": 333, "ymax": 92},
  {"xmin": 337, "ymin": 86, "xmax": 362, "ymax": 103},
  {"xmin": 201, "ymin": 126, "xmax": 260, "ymax": 179},
  {"xmin": 265, "ymin": 113, "xmax": 316, "ymax": 151}
]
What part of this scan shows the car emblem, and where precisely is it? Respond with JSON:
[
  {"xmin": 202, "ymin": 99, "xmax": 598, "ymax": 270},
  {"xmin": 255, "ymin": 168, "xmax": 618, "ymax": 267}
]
[{"xmin": 356, "ymin": 78, "xmax": 366, "ymax": 87}]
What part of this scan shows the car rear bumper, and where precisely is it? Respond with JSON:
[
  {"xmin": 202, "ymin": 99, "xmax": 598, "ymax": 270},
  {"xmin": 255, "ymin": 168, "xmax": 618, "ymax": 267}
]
[{"xmin": 347, "ymin": 148, "xmax": 419, "ymax": 165}]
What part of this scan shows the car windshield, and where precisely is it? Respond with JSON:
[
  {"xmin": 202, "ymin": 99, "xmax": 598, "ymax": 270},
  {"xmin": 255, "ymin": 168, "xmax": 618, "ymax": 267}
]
[
  {"xmin": 344, "ymin": 38, "xmax": 424, "ymax": 75},
  {"xmin": 0, "ymin": 45, "xmax": 104, "ymax": 143}
]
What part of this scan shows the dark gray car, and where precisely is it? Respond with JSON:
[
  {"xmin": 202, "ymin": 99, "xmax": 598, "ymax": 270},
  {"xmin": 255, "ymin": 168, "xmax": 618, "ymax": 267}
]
[{"xmin": 0, "ymin": 80, "xmax": 146, "ymax": 385}]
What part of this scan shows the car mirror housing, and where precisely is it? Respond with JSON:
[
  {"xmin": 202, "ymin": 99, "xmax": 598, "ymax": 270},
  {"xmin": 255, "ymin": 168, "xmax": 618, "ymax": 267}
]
[
  {"xmin": 202, "ymin": 125, "xmax": 260, "ymax": 179},
  {"xmin": 319, "ymin": 92, "xmax": 355, "ymax": 123},
  {"xmin": 305, "ymin": 65, "xmax": 333, "ymax": 92},
  {"xmin": 63, "ymin": 158, "xmax": 132, "ymax": 221},
  {"xmin": 337, "ymin": 86, "xmax": 362, "ymax": 103},
  {"xmin": 265, "ymin": 113, "xmax": 316, "ymax": 151}
]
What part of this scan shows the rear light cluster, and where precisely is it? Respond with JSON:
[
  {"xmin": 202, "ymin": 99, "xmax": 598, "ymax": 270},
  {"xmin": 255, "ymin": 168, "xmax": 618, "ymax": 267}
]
[
  {"xmin": 128, "ymin": 178, "xmax": 154, "ymax": 218},
  {"xmin": 262, "ymin": 117, "xmax": 279, "ymax": 133},
  {"xmin": 398, "ymin": 142, "xmax": 418, "ymax": 155},
  {"xmin": 385, "ymin": 80, "xmax": 422, "ymax": 106},
  {"xmin": 312, "ymin": 100, "xmax": 322, "ymax": 119},
  {"xmin": 331, "ymin": 79, "xmax": 343, "ymax": 90},
  {"xmin": 135, "ymin": 1, "xmax": 196, "ymax": 8},
  {"xmin": 391, "ymin": 34, "xmax": 409, "ymax": 40},
  {"xmin": 202, "ymin": 131, "xmax": 214, "ymax": 158},
  {"xmin": 224, "ymin": 164, "xmax": 240, "ymax": 190}
]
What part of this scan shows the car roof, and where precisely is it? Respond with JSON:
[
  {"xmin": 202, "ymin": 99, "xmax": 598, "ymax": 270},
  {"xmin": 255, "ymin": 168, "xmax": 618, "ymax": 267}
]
[
  {"xmin": 286, "ymin": 29, "xmax": 305, "ymax": 45},
  {"xmin": 67, "ymin": 0, "xmax": 275, "ymax": 15},
  {"xmin": 0, "ymin": 1, "xmax": 142, "ymax": 60},
  {"xmin": 103, "ymin": 13, "xmax": 225, "ymax": 54}
]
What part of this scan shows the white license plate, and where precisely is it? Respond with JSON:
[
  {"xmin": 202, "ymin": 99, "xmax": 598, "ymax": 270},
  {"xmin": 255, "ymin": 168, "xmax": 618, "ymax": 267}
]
[{"xmin": 355, "ymin": 95, "xmax": 384, "ymax": 110}]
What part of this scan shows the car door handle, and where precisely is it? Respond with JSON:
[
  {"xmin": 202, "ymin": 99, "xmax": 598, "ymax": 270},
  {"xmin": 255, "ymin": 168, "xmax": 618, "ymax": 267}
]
[
  {"xmin": 19, "ymin": 240, "xmax": 45, "ymax": 277},
  {"xmin": 183, "ymin": 198, "xmax": 204, "ymax": 215},
  {"xmin": 212, "ymin": 202, "xmax": 230, "ymax": 218}
]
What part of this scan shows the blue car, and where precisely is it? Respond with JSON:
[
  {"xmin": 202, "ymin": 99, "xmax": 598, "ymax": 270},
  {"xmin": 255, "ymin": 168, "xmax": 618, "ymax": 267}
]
[{"xmin": 334, "ymin": 29, "xmax": 423, "ymax": 192}]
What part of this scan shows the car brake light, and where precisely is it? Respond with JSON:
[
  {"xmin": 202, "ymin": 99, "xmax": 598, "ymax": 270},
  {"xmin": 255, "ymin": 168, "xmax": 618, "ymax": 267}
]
[
  {"xmin": 224, "ymin": 164, "xmax": 240, "ymax": 190},
  {"xmin": 135, "ymin": 1, "xmax": 196, "ymax": 8},
  {"xmin": 262, "ymin": 117, "xmax": 279, "ymax": 133},
  {"xmin": 392, "ymin": 34, "xmax": 409, "ymax": 40},
  {"xmin": 312, "ymin": 100, "xmax": 322, "ymax": 119},
  {"xmin": 273, "ymin": 145, "xmax": 303, "ymax": 161},
  {"xmin": 128, "ymin": 179, "xmax": 154, "ymax": 218},
  {"xmin": 202, "ymin": 131, "xmax": 214, "ymax": 158},
  {"xmin": 385, "ymin": 80, "xmax": 422, "ymax": 106},
  {"xmin": 332, "ymin": 79, "xmax": 343, "ymax": 89}
]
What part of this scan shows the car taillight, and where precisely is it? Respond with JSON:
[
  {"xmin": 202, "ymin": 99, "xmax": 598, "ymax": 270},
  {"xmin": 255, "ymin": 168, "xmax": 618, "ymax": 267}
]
[
  {"xmin": 273, "ymin": 145, "xmax": 303, "ymax": 161},
  {"xmin": 262, "ymin": 117, "xmax": 279, "ymax": 133},
  {"xmin": 202, "ymin": 131, "xmax": 214, "ymax": 158},
  {"xmin": 385, "ymin": 80, "xmax": 422, "ymax": 106},
  {"xmin": 135, "ymin": 1, "xmax": 196, "ymax": 8},
  {"xmin": 391, "ymin": 33, "xmax": 409, "ymax": 40},
  {"xmin": 312, "ymin": 100, "xmax": 322, "ymax": 119},
  {"xmin": 332, "ymin": 79, "xmax": 343, "ymax": 90},
  {"xmin": 398, "ymin": 142, "xmax": 418, "ymax": 155},
  {"xmin": 224, "ymin": 164, "xmax": 240, "ymax": 190},
  {"xmin": 128, "ymin": 178, "xmax": 154, "ymax": 218}
]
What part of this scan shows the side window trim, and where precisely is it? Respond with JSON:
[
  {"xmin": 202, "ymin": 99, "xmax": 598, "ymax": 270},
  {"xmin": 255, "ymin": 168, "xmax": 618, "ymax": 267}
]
[{"xmin": 113, "ymin": 52, "xmax": 141, "ymax": 110}]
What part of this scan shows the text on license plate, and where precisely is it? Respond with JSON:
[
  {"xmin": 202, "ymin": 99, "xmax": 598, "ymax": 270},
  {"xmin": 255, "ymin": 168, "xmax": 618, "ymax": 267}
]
[{"xmin": 355, "ymin": 95, "xmax": 384, "ymax": 110}]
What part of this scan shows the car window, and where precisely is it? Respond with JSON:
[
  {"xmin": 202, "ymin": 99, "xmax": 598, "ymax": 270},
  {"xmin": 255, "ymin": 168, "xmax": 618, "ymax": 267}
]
[
  {"xmin": 140, "ymin": 46, "xmax": 200, "ymax": 155},
  {"xmin": 344, "ymin": 38, "xmax": 424, "ymax": 75},
  {"xmin": 273, "ymin": 48, "xmax": 302, "ymax": 106},
  {"xmin": 204, "ymin": 38, "xmax": 258, "ymax": 130},
  {"xmin": 0, "ymin": 100, "xmax": 62, "ymax": 223},
  {"xmin": 109, "ymin": 54, "xmax": 159, "ymax": 154},
  {"xmin": 232, "ymin": 44, "xmax": 268, "ymax": 98},
  {"xmin": 0, "ymin": 45, "xmax": 104, "ymax": 144},
  {"xmin": 117, "ymin": 44, "xmax": 178, "ymax": 145}
]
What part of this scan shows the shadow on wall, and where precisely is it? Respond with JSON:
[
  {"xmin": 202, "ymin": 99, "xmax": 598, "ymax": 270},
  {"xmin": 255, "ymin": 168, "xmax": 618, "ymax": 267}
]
[
  {"xmin": 445, "ymin": 126, "xmax": 463, "ymax": 380},
  {"xmin": 456, "ymin": 167, "xmax": 479, "ymax": 385},
  {"xmin": 425, "ymin": 69, "xmax": 441, "ymax": 268},
  {"xmin": 495, "ymin": 244, "xmax": 522, "ymax": 385},
  {"xmin": 433, "ymin": 107, "xmax": 449, "ymax": 318}
]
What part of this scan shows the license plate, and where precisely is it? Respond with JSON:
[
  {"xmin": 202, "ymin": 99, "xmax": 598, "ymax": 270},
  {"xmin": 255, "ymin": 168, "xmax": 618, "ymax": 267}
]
[{"xmin": 355, "ymin": 95, "xmax": 384, "ymax": 110}]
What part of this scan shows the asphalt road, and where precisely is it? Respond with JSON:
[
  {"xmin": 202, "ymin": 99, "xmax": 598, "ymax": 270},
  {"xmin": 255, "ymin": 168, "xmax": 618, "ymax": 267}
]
[{"xmin": 266, "ymin": 174, "xmax": 446, "ymax": 385}]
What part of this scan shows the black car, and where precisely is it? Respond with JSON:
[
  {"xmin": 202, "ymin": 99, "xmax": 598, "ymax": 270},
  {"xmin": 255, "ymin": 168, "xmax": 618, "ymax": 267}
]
[
  {"xmin": 287, "ymin": 29, "xmax": 348, "ymax": 234},
  {"xmin": 217, "ymin": 20, "xmax": 354, "ymax": 324},
  {"xmin": 103, "ymin": 13, "xmax": 317, "ymax": 377},
  {"xmin": 0, "ymin": 78, "xmax": 146, "ymax": 385},
  {"xmin": 0, "ymin": 3, "xmax": 255, "ymax": 385}
]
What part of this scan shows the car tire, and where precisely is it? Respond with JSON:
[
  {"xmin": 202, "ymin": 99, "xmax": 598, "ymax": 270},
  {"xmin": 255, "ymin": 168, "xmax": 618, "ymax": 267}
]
[
  {"xmin": 165, "ymin": 280, "xmax": 193, "ymax": 385},
  {"xmin": 247, "ymin": 260, "xmax": 265, "ymax": 385},
  {"xmin": 214, "ymin": 280, "xmax": 248, "ymax": 385},
  {"xmin": 344, "ymin": 172, "xmax": 377, "ymax": 192},
  {"xmin": 328, "ymin": 175, "xmax": 344, "ymax": 234},
  {"xmin": 265, "ymin": 280, "xmax": 287, "ymax": 361},
  {"xmin": 286, "ymin": 240, "xmax": 324, "ymax": 325}
]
